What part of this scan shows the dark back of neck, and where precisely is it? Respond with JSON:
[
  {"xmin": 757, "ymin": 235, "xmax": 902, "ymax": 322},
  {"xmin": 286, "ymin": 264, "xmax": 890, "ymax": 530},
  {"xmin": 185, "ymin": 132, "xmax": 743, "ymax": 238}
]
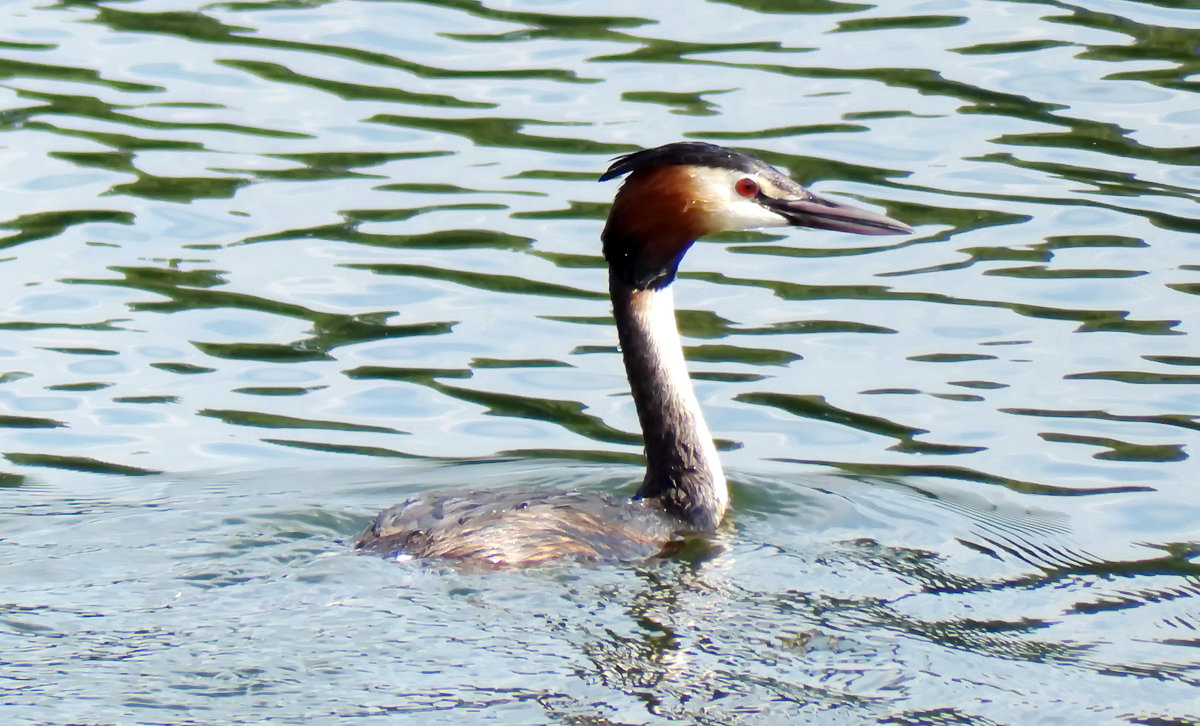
[{"xmin": 608, "ymin": 272, "xmax": 728, "ymax": 531}]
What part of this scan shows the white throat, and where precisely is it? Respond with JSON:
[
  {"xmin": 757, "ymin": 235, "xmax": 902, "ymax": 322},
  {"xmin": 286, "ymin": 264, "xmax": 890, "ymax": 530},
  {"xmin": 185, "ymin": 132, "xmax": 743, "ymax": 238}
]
[{"xmin": 610, "ymin": 275, "xmax": 728, "ymax": 529}]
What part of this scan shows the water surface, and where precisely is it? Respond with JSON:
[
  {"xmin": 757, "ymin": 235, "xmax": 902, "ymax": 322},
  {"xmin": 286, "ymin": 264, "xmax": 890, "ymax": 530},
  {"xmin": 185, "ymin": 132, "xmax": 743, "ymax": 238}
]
[{"xmin": 1, "ymin": 0, "xmax": 1198, "ymax": 723}]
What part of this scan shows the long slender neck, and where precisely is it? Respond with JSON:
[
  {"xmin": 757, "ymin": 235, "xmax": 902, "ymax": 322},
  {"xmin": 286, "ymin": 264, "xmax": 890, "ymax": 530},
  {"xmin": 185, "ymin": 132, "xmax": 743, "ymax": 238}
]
[{"xmin": 609, "ymin": 272, "xmax": 727, "ymax": 531}]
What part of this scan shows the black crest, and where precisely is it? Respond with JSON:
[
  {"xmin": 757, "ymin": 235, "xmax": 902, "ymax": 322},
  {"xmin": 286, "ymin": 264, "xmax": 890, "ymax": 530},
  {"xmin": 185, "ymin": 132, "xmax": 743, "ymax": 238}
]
[{"xmin": 599, "ymin": 141, "xmax": 766, "ymax": 182}]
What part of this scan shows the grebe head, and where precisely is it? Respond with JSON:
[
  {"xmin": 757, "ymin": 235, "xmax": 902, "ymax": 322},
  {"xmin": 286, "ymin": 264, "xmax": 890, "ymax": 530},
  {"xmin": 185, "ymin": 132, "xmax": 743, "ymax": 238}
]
[{"xmin": 600, "ymin": 141, "xmax": 912, "ymax": 289}]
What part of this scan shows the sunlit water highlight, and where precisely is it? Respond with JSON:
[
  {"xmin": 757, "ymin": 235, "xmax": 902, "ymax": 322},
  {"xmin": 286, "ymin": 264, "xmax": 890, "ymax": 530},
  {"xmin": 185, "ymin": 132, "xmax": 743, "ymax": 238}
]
[{"xmin": 1, "ymin": 0, "xmax": 1198, "ymax": 723}]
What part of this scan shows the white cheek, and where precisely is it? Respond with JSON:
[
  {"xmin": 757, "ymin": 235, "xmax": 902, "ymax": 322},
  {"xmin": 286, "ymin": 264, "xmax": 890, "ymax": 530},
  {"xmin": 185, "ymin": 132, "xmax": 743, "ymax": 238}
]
[
  {"xmin": 688, "ymin": 167, "xmax": 790, "ymax": 232},
  {"xmin": 711, "ymin": 196, "xmax": 790, "ymax": 231}
]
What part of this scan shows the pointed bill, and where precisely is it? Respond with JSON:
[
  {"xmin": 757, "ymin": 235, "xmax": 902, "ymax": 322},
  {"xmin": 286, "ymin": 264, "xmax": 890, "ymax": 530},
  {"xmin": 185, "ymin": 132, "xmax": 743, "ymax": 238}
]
[{"xmin": 763, "ymin": 191, "xmax": 912, "ymax": 236}]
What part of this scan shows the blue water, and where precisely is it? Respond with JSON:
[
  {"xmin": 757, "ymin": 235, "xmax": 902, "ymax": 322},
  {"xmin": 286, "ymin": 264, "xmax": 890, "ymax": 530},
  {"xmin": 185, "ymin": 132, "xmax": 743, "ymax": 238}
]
[{"xmin": 1, "ymin": 0, "xmax": 1198, "ymax": 723}]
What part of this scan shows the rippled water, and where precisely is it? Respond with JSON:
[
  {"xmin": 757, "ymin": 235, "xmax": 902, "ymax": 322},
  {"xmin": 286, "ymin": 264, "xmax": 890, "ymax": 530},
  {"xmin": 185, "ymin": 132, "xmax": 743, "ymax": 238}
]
[{"xmin": 2, "ymin": 0, "xmax": 1198, "ymax": 723}]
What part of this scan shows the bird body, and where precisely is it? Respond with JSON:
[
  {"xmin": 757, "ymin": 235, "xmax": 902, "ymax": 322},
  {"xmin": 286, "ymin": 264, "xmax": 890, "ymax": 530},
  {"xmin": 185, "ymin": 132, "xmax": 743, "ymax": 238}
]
[
  {"xmin": 356, "ymin": 142, "xmax": 911, "ymax": 565},
  {"xmin": 356, "ymin": 488, "xmax": 679, "ymax": 565}
]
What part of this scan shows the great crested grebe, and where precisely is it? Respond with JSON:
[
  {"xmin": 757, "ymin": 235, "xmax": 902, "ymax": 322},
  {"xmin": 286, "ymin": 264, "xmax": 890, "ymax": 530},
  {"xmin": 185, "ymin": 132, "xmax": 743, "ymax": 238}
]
[{"xmin": 356, "ymin": 141, "xmax": 911, "ymax": 565}]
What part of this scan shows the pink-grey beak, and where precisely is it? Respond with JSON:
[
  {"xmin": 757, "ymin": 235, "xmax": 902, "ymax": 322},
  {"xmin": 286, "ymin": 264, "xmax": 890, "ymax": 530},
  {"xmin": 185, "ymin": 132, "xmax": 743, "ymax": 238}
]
[{"xmin": 764, "ymin": 189, "xmax": 912, "ymax": 236}]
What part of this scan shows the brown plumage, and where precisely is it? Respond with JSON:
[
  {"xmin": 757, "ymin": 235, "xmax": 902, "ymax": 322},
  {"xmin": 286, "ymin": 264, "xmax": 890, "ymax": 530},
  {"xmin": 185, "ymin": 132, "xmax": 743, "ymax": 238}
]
[
  {"xmin": 357, "ymin": 489, "xmax": 679, "ymax": 565},
  {"xmin": 603, "ymin": 164, "xmax": 716, "ymax": 278}
]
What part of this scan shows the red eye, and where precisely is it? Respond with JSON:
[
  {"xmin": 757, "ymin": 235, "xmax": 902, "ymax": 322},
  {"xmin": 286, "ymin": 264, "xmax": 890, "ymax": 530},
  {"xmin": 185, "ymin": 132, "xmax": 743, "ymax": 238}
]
[{"xmin": 735, "ymin": 177, "xmax": 759, "ymax": 198}]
